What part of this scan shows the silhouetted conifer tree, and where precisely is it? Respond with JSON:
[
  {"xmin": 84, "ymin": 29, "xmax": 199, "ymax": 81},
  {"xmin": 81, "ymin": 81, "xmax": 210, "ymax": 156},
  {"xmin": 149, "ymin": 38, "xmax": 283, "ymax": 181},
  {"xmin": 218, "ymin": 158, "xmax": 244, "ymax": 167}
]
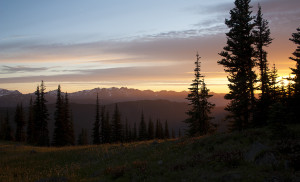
[
  {"xmin": 269, "ymin": 64, "xmax": 280, "ymax": 102},
  {"xmin": 185, "ymin": 53, "xmax": 215, "ymax": 136},
  {"xmin": 92, "ymin": 93, "xmax": 101, "ymax": 144},
  {"xmin": 64, "ymin": 93, "xmax": 75, "ymax": 145},
  {"xmin": 35, "ymin": 81, "xmax": 49, "ymax": 146},
  {"xmin": 14, "ymin": 103, "xmax": 26, "ymax": 142},
  {"xmin": 289, "ymin": 26, "xmax": 300, "ymax": 122},
  {"xmin": 27, "ymin": 97, "xmax": 35, "ymax": 144},
  {"xmin": 155, "ymin": 119, "xmax": 164, "ymax": 139},
  {"xmin": 253, "ymin": 4, "xmax": 273, "ymax": 126},
  {"xmin": 148, "ymin": 118, "xmax": 154, "ymax": 140},
  {"xmin": 111, "ymin": 104, "xmax": 122, "ymax": 142},
  {"xmin": 218, "ymin": 0, "xmax": 256, "ymax": 131},
  {"xmin": 138, "ymin": 111, "xmax": 147, "ymax": 140},
  {"xmin": 53, "ymin": 85, "xmax": 65, "ymax": 146}
]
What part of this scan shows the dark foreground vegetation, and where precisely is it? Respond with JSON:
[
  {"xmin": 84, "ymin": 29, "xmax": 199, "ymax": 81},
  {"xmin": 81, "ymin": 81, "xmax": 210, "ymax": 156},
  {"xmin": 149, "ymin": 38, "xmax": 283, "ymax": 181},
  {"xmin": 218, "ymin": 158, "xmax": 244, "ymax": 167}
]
[{"xmin": 0, "ymin": 124, "xmax": 299, "ymax": 182}]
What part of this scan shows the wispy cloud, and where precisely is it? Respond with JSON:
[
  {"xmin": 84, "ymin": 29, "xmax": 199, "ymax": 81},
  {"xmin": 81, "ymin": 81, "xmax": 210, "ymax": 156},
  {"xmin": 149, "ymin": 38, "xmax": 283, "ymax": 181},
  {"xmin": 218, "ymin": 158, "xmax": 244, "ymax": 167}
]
[{"xmin": 1, "ymin": 65, "xmax": 50, "ymax": 74}]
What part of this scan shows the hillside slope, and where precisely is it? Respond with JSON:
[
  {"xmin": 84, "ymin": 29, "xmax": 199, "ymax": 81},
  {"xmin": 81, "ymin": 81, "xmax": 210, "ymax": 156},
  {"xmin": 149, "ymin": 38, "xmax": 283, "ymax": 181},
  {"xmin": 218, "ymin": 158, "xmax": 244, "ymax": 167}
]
[{"xmin": 0, "ymin": 124, "xmax": 299, "ymax": 182}]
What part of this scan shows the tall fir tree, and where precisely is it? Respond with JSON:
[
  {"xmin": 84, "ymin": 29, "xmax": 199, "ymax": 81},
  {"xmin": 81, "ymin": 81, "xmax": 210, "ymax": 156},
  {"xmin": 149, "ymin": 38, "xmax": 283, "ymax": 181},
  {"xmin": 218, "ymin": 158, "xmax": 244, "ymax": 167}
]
[
  {"xmin": 27, "ymin": 97, "xmax": 35, "ymax": 144},
  {"xmin": 185, "ymin": 53, "xmax": 215, "ymax": 136},
  {"xmin": 53, "ymin": 85, "xmax": 65, "ymax": 146},
  {"xmin": 218, "ymin": 0, "xmax": 256, "ymax": 131},
  {"xmin": 199, "ymin": 80, "xmax": 215, "ymax": 134},
  {"xmin": 111, "ymin": 104, "xmax": 122, "ymax": 142},
  {"xmin": 164, "ymin": 120, "xmax": 170, "ymax": 139},
  {"xmin": 252, "ymin": 4, "xmax": 273, "ymax": 126},
  {"xmin": 269, "ymin": 64, "xmax": 280, "ymax": 102},
  {"xmin": 33, "ymin": 85, "xmax": 40, "ymax": 145},
  {"xmin": 14, "ymin": 103, "xmax": 26, "ymax": 142},
  {"xmin": 147, "ymin": 118, "xmax": 154, "ymax": 140},
  {"xmin": 92, "ymin": 93, "xmax": 101, "ymax": 144},
  {"xmin": 138, "ymin": 111, "xmax": 147, "ymax": 140},
  {"xmin": 64, "ymin": 93, "xmax": 75, "ymax": 145},
  {"xmin": 253, "ymin": 4, "xmax": 272, "ymax": 99},
  {"xmin": 289, "ymin": 26, "xmax": 300, "ymax": 122},
  {"xmin": 34, "ymin": 81, "xmax": 49, "ymax": 146}
]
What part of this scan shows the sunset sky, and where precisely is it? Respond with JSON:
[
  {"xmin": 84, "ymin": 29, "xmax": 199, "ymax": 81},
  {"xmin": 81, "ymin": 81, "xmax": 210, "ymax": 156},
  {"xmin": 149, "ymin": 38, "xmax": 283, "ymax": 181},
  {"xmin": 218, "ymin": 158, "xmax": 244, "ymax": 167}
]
[{"xmin": 0, "ymin": 0, "xmax": 299, "ymax": 93}]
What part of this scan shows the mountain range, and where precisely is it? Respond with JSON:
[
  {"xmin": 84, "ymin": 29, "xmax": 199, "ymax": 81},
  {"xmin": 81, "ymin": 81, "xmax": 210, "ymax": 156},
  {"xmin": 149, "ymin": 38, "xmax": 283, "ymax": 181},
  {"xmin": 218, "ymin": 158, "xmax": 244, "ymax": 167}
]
[{"xmin": 0, "ymin": 87, "xmax": 228, "ymax": 107}]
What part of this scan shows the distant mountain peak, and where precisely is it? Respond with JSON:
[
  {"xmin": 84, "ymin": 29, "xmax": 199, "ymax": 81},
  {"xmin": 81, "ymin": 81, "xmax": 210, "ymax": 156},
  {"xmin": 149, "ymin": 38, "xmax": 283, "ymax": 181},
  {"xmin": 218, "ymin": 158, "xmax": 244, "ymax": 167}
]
[{"xmin": 0, "ymin": 88, "xmax": 21, "ymax": 97}]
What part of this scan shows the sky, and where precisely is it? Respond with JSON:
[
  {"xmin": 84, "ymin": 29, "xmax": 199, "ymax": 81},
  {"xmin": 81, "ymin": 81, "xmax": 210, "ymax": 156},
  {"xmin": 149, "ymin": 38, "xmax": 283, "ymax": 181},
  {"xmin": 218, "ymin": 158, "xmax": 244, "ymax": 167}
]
[{"xmin": 0, "ymin": 0, "xmax": 299, "ymax": 93}]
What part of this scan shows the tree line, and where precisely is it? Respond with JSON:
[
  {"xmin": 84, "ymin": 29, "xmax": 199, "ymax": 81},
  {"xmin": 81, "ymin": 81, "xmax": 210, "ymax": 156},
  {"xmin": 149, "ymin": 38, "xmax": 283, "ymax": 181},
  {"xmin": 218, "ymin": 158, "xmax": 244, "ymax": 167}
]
[
  {"xmin": 0, "ymin": 81, "xmax": 74, "ymax": 146},
  {"xmin": 91, "ymin": 93, "xmax": 180, "ymax": 145},
  {"xmin": 185, "ymin": 0, "xmax": 300, "ymax": 136},
  {"xmin": 0, "ymin": 82, "xmax": 181, "ymax": 146}
]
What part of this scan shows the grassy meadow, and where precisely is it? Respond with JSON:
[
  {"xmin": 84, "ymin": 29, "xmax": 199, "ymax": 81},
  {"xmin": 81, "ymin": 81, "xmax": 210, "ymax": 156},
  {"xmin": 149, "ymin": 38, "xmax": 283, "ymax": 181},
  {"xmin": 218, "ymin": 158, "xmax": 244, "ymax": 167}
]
[{"xmin": 0, "ymin": 124, "xmax": 299, "ymax": 182}]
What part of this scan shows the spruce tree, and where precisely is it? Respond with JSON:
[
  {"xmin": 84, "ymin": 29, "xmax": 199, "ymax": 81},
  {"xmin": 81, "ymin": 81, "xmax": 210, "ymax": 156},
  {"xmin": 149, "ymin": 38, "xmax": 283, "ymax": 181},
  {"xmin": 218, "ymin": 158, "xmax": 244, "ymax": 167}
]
[
  {"xmin": 36, "ymin": 81, "xmax": 49, "ymax": 146},
  {"xmin": 27, "ymin": 97, "xmax": 35, "ymax": 144},
  {"xmin": 111, "ymin": 104, "xmax": 122, "ymax": 142},
  {"xmin": 269, "ymin": 64, "xmax": 280, "ymax": 102},
  {"xmin": 185, "ymin": 53, "xmax": 215, "ymax": 136},
  {"xmin": 253, "ymin": 4, "xmax": 273, "ymax": 126},
  {"xmin": 53, "ymin": 85, "xmax": 65, "ymax": 146},
  {"xmin": 147, "ymin": 118, "xmax": 154, "ymax": 140},
  {"xmin": 253, "ymin": 4, "xmax": 272, "ymax": 99},
  {"xmin": 164, "ymin": 120, "xmax": 170, "ymax": 139},
  {"xmin": 33, "ymin": 85, "xmax": 41, "ymax": 145},
  {"xmin": 138, "ymin": 111, "xmax": 147, "ymax": 140},
  {"xmin": 14, "ymin": 103, "xmax": 26, "ymax": 142},
  {"xmin": 92, "ymin": 93, "xmax": 101, "ymax": 144},
  {"xmin": 289, "ymin": 26, "xmax": 300, "ymax": 122},
  {"xmin": 218, "ymin": 0, "xmax": 256, "ymax": 131},
  {"xmin": 64, "ymin": 93, "xmax": 74, "ymax": 145}
]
